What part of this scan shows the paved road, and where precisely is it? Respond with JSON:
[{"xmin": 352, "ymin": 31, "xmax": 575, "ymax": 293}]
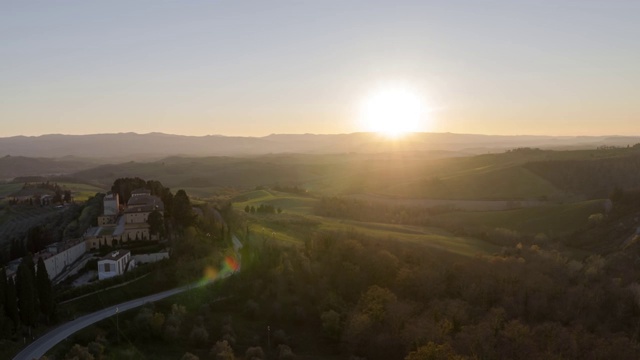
[
  {"xmin": 14, "ymin": 234, "xmax": 243, "ymax": 360},
  {"xmin": 13, "ymin": 284, "xmax": 196, "ymax": 360}
]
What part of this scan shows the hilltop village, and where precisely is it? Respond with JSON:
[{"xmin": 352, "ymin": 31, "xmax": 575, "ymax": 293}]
[
  {"xmin": 5, "ymin": 188, "xmax": 166, "ymax": 284},
  {"xmin": 85, "ymin": 188, "xmax": 164, "ymax": 249}
]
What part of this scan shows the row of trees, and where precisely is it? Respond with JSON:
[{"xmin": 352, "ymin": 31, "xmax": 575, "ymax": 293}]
[
  {"xmin": 1, "ymin": 194, "xmax": 103, "ymax": 265},
  {"xmin": 8, "ymin": 182, "xmax": 72, "ymax": 206},
  {"xmin": 0, "ymin": 256, "xmax": 54, "ymax": 339},
  {"xmin": 244, "ymin": 204, "xmax": 282, "ymax": 215}
]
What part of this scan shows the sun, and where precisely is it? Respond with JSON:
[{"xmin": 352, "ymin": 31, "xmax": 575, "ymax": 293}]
[{"xmin": 359, "ymin": 87, "xmax": 427, "ymax": 138}]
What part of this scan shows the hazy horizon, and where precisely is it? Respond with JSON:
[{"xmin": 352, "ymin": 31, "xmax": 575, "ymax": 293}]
[
  {"xmin": 2, "ymin": 1, "xmax": 639, "ymax": 138},
  {"xmin": 0, "ymin": 130, "xmax": 638, "ymax": 140}
]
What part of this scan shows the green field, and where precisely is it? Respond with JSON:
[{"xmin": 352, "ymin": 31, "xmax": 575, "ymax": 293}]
[
  {"xmin": 58, "ymin": 182, "xmax": 106, "ymax": 201},
  {"xmin": 0, "ymin": 181, "xmax": 104, "ymax": 202},
  {"xmin": 316, "ymin": 217, "xmax": 502, "ymax": 256},
  {"xmin": 230, "ymin": 187, "xmax": 603, "ymax": 257},
  {"xmin": 0, "ymin": 182, "xmax": 24, "ymax": 197},
  {"xmin": 232, "ymin": 189, "xmax": 502, "ymax": 257},
  {"xmin": 233, "ymin": 189, "xmax": 319, "ymax": 215}
]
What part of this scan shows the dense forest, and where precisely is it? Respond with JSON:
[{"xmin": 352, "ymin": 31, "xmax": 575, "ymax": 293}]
[
  {"xmin": 54, "ymin": 220, "xmax": 640, "ymax": 359},
  {"xmin": 217, "ymin": 230, "xmax": 640, "ymax": 359}
]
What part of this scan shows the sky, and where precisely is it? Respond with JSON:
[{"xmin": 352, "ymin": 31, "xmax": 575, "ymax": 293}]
[{"xmin": 1, "ymin": 0, "xmax": 639, "ymax": 137}]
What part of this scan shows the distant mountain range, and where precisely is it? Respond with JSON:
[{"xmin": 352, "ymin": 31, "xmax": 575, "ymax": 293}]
[{"xmin": 1, "ymin": 132, "xmax": 639, "ymax": 160}]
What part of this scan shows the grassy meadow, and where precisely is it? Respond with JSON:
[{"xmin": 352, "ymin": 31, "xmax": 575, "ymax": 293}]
[{"xmin": 227, "ymin": 179, "xmax": 605, "ymax": 259}]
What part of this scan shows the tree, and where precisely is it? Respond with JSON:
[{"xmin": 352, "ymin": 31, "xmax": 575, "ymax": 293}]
[
  {"xmin": 173, "ymin": 190, "xmax": 195, "ymax": 228},
  {"xmin": 63, "ymin": 190, "xmax": 72, "ymax": 203},
  {"xmin": 0, "ymin": 267, "xmax": 6, "ymax": 310},
  {"xmin": 36, "ymin": 257, "xmax": 54, "ymax": 323},
  {"xmin": 189, "ymin": 324, "xmax": 209, "ymax": 347},
  {"xmin": 147, "ymin": 210, "xmax": 165, "ymax": 238},
  {"xmin": 273, "ymin": 329, "xmax": 288, "ymax": 346},
  {"xmin": 245, "ymin": 347, "xmax": 265, "ymax": 360},
  {"xmin": 0, "ymin": 267, "xmax": 12, "ymax": 335},
  {"xmin": 52, "ymin": 191, "xmax": 62, "ymax": 204},
  {"xmin": 150, "ymin": 312, "xmax": 165, "ymax": 338},
  {"xmin": 87, "ymin": 340, "xmax": 105, "ymax": 359},
  {"xmin": 244, "ymin": 205, "xmax": 250, "ymax": 213},
  {"xmin": 5, "ymin": 277, "xmax": 19, "ymax": 330},
  {"xmin": 17, "ymin": 259, "xmax": 37, "ymax": 330},
  {"xmin": 357, "ymin": 285, "xmax": 397, "ymax": 322},
  {"xmin": 111, "ymin": 177, "xmax": 147, "ymax": 204},
  {"xmin": 405, "ymin": 342, "xmax": 465, "ymax": 360},
  {"xmin": 321, "ymin": 309, "xmax": 342, "ymax": 340},
  {"xmin": 278, "ymin": 345, "xmax": 295, "ymax": 360},
  {"xmin": 180, "ymin": 353, "xmax": 199, "ymax": 360},
  {"xmin": 26, "ymin": 226, "xmax": 50, "ymax": 254},
  {"xmin": 65, "ymin": 344, "xmax": 95, "ymax": 360},
  {"xmin": 211, "ymin": 340, "xmax": 235, "ymax": 360}
]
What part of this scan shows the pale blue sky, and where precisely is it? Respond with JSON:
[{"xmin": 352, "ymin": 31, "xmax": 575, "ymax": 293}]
[{"xmin": 1, "ymin": 0, "xmax": 638, "ymax": 137}]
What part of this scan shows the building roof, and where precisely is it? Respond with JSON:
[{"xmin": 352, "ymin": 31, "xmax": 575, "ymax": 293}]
[
  {"xmin": 100, "ymin": 249, "xmax": 130, "ymax": 262},
  {"xmin": 131, "ymin": 188, "xmax": 151, "ymax": 196},
  {"xmin": 104, "ymin": 193, "xmax": 119, "ymax": 200},
  {"xmin": 125, "ymin": 194, "xmax": 164, "ymax": 212}
]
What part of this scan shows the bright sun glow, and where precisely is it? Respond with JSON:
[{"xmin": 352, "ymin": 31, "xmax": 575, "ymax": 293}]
[{"xmin": 360, "ymin": 87, "xmax": 426, "ymax": 138}]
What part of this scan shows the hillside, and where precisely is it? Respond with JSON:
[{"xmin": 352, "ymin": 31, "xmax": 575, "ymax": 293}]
[
  {"xmin": 525, "ymin": 146, "xmax": 640, "ymax": 198},
  {"xmin": 1, "ymin": 132, "xmax": 639, "ymax": 160},
  {"xmin": 0, "ymin": 155, "xmax": 97, "ymax": 181},
  {"xmin": 69, "ymin": 151, "xmax": 563, "ymax": 200},
  {"xmin": 9, "ymin": 146, "xmax": 640, "ymax": 203}
]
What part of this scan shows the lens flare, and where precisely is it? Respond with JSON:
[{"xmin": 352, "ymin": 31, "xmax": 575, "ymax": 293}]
[
  {"xmin": 225, "ymin": 256, "xmax": 240, "ymax": 272},
  {"xmin": 196, "ymin": 255, "xmax": 240, "ymax": 287}
]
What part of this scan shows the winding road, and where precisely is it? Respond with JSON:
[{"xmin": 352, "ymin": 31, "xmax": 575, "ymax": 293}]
[
  {"xmin": 14, "ymin": 235, "xmax": 243, "ymax": 360},
  {"xmin": 13, "ymin": 284, "xmax": 193, "ymax": 360},
  {"xmin": 14, "ymin": 275, "xmax": 240, "ymax": 360}
]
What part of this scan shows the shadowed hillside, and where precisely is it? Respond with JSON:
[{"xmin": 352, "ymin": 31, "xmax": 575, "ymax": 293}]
[
  {"xmin": 70, "ymin": 151, "xmax": 565, "ymax": 200},
  {"xmin": 525, "ymin": 146, "xmax": 640, "ymax": 198}
]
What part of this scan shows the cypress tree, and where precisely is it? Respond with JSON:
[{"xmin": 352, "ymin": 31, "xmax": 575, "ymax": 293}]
[
  {"xmin": 5, "ymin": 277, "xmax": 19, "ymax": 330},
  {"xmin": 17, "ymin": 261, "xmax": 37, "ymax": 330},
  {"xmin": 173, "ymin": 190, "xmax": 195, "ymax": 227},
  {"xmin": 22, "ymin": 254, "xmax": 36, "ymax": 279},
  {"xmin": 0, "ymin": 267, "xmax": 6, "ymax": 335},
  {"xmin": 0, "ymin": 267, "xmax": 6, "ymax": 309},
  {"xmin": 36, "ymin": 257, "xmax": 54, "ymax": 323}
]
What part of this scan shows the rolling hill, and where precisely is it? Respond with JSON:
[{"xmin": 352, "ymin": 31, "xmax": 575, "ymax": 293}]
[
  {"xmin": 0, "ymin": 155, "xmax": 97, "ymax": 181},
  {"xmin": 1, "ymin": 132, "xmax": 639, "ymax": 160}
]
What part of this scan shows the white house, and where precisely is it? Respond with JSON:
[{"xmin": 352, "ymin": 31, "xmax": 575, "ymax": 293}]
[{"xmin": 98, "ymin": 249, "xmax": 134, "ymax": 280}]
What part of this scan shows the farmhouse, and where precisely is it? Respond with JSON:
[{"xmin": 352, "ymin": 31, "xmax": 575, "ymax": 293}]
[{"xmin": 98, "ymin": 249, "xmax": 134, "ymax": 280}]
